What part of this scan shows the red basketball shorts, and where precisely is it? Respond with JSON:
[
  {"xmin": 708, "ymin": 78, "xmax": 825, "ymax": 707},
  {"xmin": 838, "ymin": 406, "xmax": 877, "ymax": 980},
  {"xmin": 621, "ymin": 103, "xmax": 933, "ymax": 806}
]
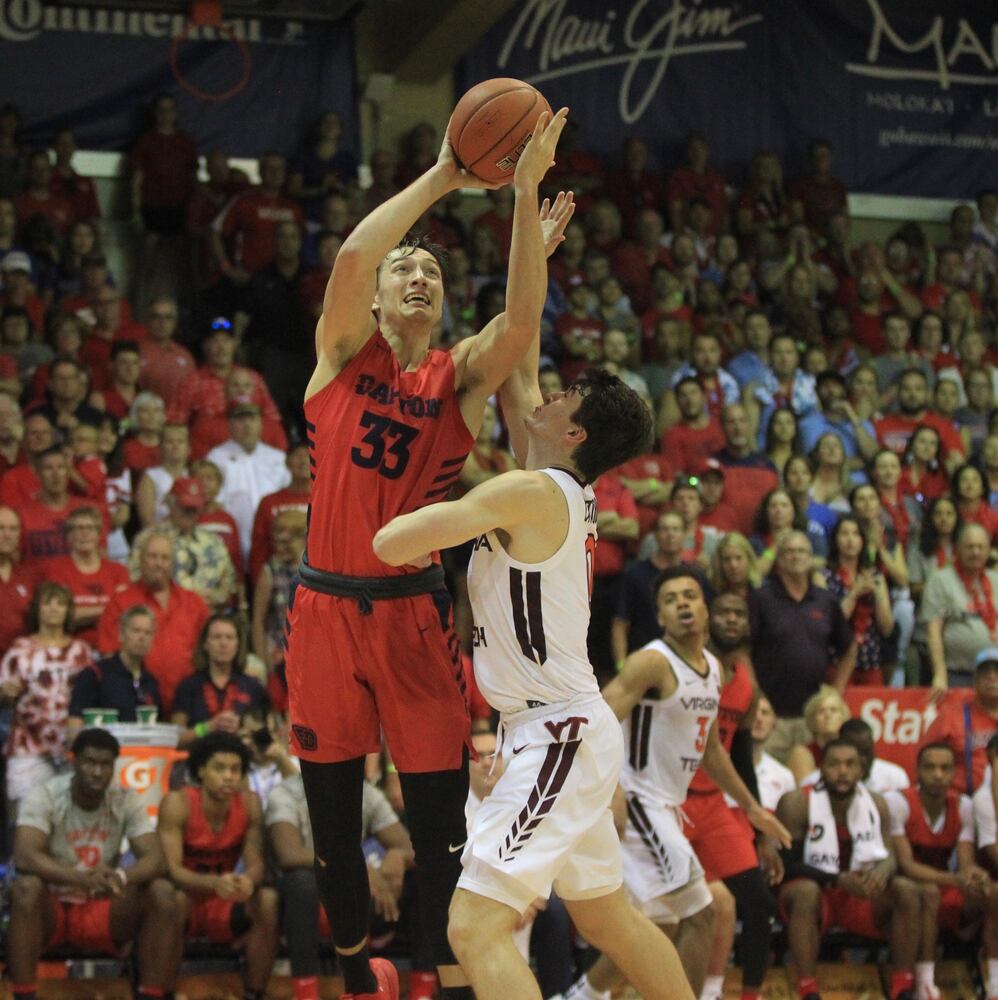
[
  {"xmin": 48, "ymin": 896, "xmax": 117, "ymax": 954},
  {"xmin": 779, "ymin": 881, "xmax": 883, "ymax": 940},
  {"xmin": 938, "ymin": 885, "xmax": 967, "ymax": 932},
  {"xmin": 683, "ymin": 793, "xmax": 759, "ymax": 881},
  {"xmin": 285, "ymin": 583, "xmax": 471, "ymax": 771},
  {"xmin": 186, "ymin": 894, "xmax": 237, "ymax": 942}
]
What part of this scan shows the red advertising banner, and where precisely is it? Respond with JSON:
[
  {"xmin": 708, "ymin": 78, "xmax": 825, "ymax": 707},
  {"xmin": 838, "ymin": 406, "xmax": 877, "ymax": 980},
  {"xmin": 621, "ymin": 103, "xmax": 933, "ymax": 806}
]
[{"xmin": 842, "ymin": 686, "xmax": 975, "ymax": 780}]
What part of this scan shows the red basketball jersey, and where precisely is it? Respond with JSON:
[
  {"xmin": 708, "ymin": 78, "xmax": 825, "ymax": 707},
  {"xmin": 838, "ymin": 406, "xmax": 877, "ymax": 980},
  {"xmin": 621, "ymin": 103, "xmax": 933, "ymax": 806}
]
[
  {"xmin": 901, "ymin": 786, "xmax": 962, "ymax": 870},
  {"xmin": 304, "ymin": 331, "xmax": 474, "ymax": 576},
  {"xmin": 689, "ymin": 660, "xmax": 754, "ymax": 794},
  {"xmin": 181, "ymin": 785, "xmax": 249, "ymax": 875}
]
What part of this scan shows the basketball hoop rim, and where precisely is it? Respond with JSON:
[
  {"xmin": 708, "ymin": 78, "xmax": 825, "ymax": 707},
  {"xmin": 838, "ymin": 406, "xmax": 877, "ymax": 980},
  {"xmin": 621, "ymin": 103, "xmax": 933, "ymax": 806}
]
[{"xmin": 169, "ymin": 17, "xmax": 252, "ymax": 103}]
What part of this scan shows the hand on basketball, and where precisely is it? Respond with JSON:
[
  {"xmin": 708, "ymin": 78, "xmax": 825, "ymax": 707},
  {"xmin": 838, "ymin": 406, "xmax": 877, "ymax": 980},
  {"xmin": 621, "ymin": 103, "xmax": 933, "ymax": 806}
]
[
  {"xmin": 747, "ymin": 802, "xmax": 792, "ymax": 849},
  {"xmin": 436, "ymin": 137, "xmax": 509, "ymax": 192},
  {"xmin": 540, "ymin": 190, "xmax": 576, "ymax": 258},
  {"xmin": 514, "ymin": 107, "xmax": 569, "ymax": 189}
]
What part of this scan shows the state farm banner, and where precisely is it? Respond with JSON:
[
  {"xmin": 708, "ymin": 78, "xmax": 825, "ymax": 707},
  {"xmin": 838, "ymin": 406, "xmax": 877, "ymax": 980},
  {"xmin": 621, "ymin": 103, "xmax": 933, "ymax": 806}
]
[
  {"xmin": 0, "ymin": 1, "xmax": 357, "ymax": 157},
  {"xmin": 459, "ymin": 0, "xmax": 998, "ymax": 198},
  {"xmin": 843, "ymin": 686, "xmax": 975, "ymax": 779}
]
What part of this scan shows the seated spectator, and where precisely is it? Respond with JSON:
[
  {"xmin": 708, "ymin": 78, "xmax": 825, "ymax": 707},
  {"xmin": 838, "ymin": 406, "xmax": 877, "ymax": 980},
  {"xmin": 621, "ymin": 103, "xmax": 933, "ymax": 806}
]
[
  {"xmin": 639, "ymin": 315, "xmax": 687, "ymax": 405},
  {"xmin": 96, "ymin": 415, "xmax": 132, "ymax": 564},
  {"xmin": 288, "ymin": 110, "xmax": 358, "ymax": 218},
  {"xmin": 886, "ymin": 740, "xmax": 994, "ymax": 1000},
  {"xmin": 908, "ymin": 496, "xmax": 960, "ymax": 608},
  {"xmin": 190, "ymin": 457, "xmax": 243, "ymax": 570},
  {"xmin": 667, "ymin": 330, "xmax": 740, "ymax": 423},
  {"xmin": 171, "ymin": 613, "xmax": 267, "ymax": 748},
  {"xmin": 711, "ymin": 403, "xmax": 780, "ymax": 535},
  {"xmin": 602, "ymin": 327, "xmax": 649, "ymax": 399},
  {"xmin": 7, "ymin": 728, "xmax": 178, "ymax": 1000},
  {"xmin": 50, "ymin": 129, "xmax": 100, "ymax": 223},
  {"xmin": 708, "ymin": 531, "xmax": 760, "ymax": 604},
  {"xmin": 135, "ymin": 421, "xmax": 189, "ymax": 528},
  {"xmin": 2, "ymin": 305, "xmax": 50, "ymax": 383},
  {"xmin": 0, "ymin": 410, "xmax": 54, "ymax": 507},
  {"xmin": 20, "ymin": 446, "xmax": 98, "ymax": 562},
  {"xmin": 870, "ymin": 448, "xmax": 921, "ymax": 551},
  {"xmin": 696, "ymin": 458, "xmax": 739, "ymax": 533},
  {"xmin": 787, "ymin": 684, "xmax": 850, "ymax": 784},
  {"xmin": 157, "ymin": 732, "xmax": 280, "ymax": 992},
  {"xmin": 667, "ymin": 132, "xmax": 728, "ymax": 236},
  {"xmin": 751, "ymin": 532, "xmax": 855, "ymax": 761},
  {"xmin": 952, "ymin": 462, "xmax": 998, "ymax": 542},
  {"xmin": 801, "ymin": 718, "xmax": 909, "ymax": 794},
  {"xmin": 848, "ymin": 363, "xmax": 883, "ymax": 424},
  {"xmin": 899, "ymin": 425, "xmax": 950, "ymax": 503},
  {"xmin": 137, "ymin": 296, "xmax": 195, "ymax": 401},
  {"xmin": 167, "ymin": 318, "xmax": 287, "ymax": 459},
  {"xmin": 982, "ymin": 433, "xmax": 998, "ymax": 501},
  {"xmin": 242, "ymin": 439, "xmax": 308, "ymax": 578},
  {"xmin": 68, "ymin": 605, "xmax": 161, "ymax": 732},
  {"xmin": 0, "ymin": 505, "xmax": 35, "ymax": 657},
  {"xmin": 48, "ymin": 505, "xmax": 129, "ymax": 648},
  {"xmin": 752, "ymin": 694, "xmax": 797, "ymax": 811},
  {"xmin": 122, "ymin": 390, "xmax": 166, "ymax": 475},
  {"xmin": 782, "ymin": 453, "xmax": 837, "ymax": 541},
  {"xmin": 79, "ymin": 287, "xmax": 146, "ymax": 390},
  {"xmin": 956, "ymin": 367, "xmax": 995, "ymax": 453},
  {"xmin": 919, "ymin": 525, "xmax": 998, "ymax": 693},
  {"xmin": 1, "ymin": 250, "xmax": 46, "ymax": 332},
  {"xmin": 752, "ymin": 487, "xmax": 827, "ymax": 578},
  {"xmin": 972, "ymin": 736, "xmax": 998, "ymax": 884},
  {"xmin": 26, "ymin": 355, "xmax": 103, "ymax": 432},
  {"xmin": 0, "ymin": 387, "xmax": 23, "ymax": 475},
  {"xmin": 556, "ymin": 283, "xmax": 604, "ymax": 383},
  {"xmin": 97, "ymin": 527, "xmax": 210, "ymax": 711},
  {"xmin": 668, "ymin": 476, "xmax": 721, "ymax": 567},
  {"xmin": 208, "ymin": 401, "xmax": 291, "ymax": 567},
  {"xmin": 776, "ymin": 739, "xmax": 920, "ymax": 1000},
  {"xmin": 661, "ymin": 376, "xmax": 725, "ymax": 474},
  {"xmin": 14, "ymin": 148, "xmax": 72, "ymax": 233},
  {"xmin": 239, "ymin": 710, "xmax": 298, "ymax": 806},
  {"xmin": 595, "ymin": 275, "xmax": 639, "ymax": 342},
  {"xmin": 0, "ymin": 581, "xmax": 91, "ymax": 811},
  {"xmin": 267, "ymin": 771, "xmax": 414, "ymax": 1000},
  {"xmin": 823, "ymin": 515, "xmax": 895, "ymax": 686},
  {"xmin": 799, "ymin": 371, "xmax": 878, "ymax": 469},
  {"xmin": 614, "ymin": 447, "xmax": 675, "ymax": 541},
  {"xmin": 788, "ymin": 139, "xmax": 848, "ymax": 236},
  {"xmin": 808, "ymin": 431, "xmax": 852, "ymax": 512},
  {"xmin": 923, "ymin": 646, "xmax": 998, "ymax": 793},
  {"xmin": 89, "ymin": 339, "xmax": 141, "ymax": 420}
]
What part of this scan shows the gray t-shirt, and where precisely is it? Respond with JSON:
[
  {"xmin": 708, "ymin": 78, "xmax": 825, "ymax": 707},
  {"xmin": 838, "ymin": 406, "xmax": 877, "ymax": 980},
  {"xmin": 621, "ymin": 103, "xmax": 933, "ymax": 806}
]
[
  {"xmin": 265, "ymin": 775, "xmax": 399, "ymax": 853},
  {"xmin": 918, "ymin": 565, "xmax": 998, "ymax": 674},
  {"xmin": 18, "ymin": 772, "xmax": 154, "ymax": 892}
]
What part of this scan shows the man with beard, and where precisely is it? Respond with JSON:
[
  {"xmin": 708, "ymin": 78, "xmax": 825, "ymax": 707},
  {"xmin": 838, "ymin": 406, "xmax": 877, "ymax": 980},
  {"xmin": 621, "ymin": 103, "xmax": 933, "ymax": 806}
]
[
  {"xmin": 874, "ymin": 368, "xmax": 966, "ymax": 474},
  {"xmin": 686, "ymin": 593, "xmax": 781, "ymax": 1000},
  {"xmin": 777, "ymin": 740, "xmax": 921, "ymax": 1000}
]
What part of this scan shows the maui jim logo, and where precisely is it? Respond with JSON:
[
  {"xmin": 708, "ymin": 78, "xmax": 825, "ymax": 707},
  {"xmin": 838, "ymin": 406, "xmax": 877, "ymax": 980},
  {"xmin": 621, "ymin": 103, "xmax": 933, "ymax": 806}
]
[{"xmin": 497, "ymin": 0, "xmax": 762, "ymax": 124}]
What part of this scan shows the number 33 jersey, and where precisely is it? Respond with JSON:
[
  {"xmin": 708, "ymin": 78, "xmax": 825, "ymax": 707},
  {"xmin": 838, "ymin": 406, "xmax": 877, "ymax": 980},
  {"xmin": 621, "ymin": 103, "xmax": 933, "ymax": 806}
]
[
  {"xmin": 468, "ymin": 468, "xmax": 600, "ymax": 715},
  {"xmin": 621, "ymin": 641, "xmax": 722, "ymax": 807},
  {"xmin": 304, "ymin": 331, "xmax": 474, "ymax": 575}
]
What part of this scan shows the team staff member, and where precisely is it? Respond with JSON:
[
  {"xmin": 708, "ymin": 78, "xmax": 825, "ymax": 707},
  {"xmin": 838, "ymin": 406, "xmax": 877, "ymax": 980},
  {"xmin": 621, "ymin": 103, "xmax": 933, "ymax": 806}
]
[
  {"xmin": 284, "ymin": 104, "xmax": 572, "ymax": 1000},
  {"xmin": 157, "ymin": 732, "xmax": 279, "ymax": 1000}
]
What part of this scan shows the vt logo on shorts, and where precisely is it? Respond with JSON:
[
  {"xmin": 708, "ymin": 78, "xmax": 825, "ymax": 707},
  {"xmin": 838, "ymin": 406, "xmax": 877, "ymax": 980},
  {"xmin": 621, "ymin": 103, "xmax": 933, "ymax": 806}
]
[{"xmin": 499, "ymin": 739, "xmax": 581, "ymax": 862}]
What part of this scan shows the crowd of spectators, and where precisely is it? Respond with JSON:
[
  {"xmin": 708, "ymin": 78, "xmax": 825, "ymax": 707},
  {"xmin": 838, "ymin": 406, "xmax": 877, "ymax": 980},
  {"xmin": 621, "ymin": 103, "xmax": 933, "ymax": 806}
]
[{"xmin": 1, "ymin": 90, "xmax": 998, "ymax": 997}]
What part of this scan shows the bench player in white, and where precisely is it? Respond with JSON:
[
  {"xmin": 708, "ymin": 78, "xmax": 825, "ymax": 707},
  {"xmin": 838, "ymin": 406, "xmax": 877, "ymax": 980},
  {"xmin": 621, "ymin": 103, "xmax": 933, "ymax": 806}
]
[
  {"xmin": 570, "ymin": 567, "xmax": 791, "ymax": 1000},
  {"xmin": 374, "ymin": 366, "xmax": 694, "ymax": 1000}
]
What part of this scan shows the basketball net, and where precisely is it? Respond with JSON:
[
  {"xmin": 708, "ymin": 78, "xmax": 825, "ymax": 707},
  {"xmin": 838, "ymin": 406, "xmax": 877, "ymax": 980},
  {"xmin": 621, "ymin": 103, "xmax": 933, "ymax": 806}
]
[{"xmin": 169, "ymin": 0, "xmax": 252, "ymax": 103}]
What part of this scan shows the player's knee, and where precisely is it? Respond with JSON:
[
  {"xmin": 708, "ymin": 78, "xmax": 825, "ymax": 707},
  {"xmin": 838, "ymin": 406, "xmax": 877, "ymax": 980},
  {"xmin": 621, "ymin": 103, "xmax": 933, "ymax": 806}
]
[
  {"xmin": 446, "ymin": 895, "xmax": 479, "ymax": 959},
  {"xmin": 892, "ymin": 876, "xmax": 919, "ymax": 912},
  {"xmin": 11, "ymin": 874, "xmax": 45, "ymax": 911},
  {"xmin": 919, "ymin": 881, "xmax": 941, "ymax": 911},
  {"xmin": 145, "ymin": 878, "xmax": 179, "ymax": 918},
  {"xmin": 685, "ymin": 899, "xmax": 715, "ymax": 936},
  {"xmin": 782, "ymin": 878, "xmax": 820, "ymax": 915},
  {"xmin": 710, "ymin": 881, "xmax": 736, "ymax": 920},
  {"xmin": 252, "ymin": 886, "xmax": 281, "ymax": 927}
]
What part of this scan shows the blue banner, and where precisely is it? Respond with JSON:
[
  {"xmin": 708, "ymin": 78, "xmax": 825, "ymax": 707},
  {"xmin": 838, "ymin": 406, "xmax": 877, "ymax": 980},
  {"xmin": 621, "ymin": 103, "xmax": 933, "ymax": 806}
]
[
  {"xmin": 0, "ymin": 1, "xmax": 356, "ymax": 158},
  {"xmin": 459, "ymin": 0, "xmax": 998, "ymax": 198}
]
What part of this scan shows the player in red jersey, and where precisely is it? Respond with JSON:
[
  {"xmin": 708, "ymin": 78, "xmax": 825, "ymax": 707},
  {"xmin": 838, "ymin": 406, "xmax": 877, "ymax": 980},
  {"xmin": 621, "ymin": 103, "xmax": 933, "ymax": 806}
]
[
  {"xmin": 685, "ymin": 593, "xmax": 780, "ymax": 1000},
  {"xmin": 158, "ymin": 732, "xmax": 279, "ymax": 1000},
  {"xmin": 886, "ymin": 742, "xmax": 995, "ymax": 1000},
  {"xmin": 284, "ymin": 110, "xmax": 574, "ymax": 1000}
]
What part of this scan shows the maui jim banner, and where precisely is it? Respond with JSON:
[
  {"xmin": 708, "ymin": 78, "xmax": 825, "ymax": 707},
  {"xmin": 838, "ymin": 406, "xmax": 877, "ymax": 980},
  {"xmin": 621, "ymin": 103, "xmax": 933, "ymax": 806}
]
[
  {"xmin": 0, "ymin": 1, "xmax": 356, "ymax": 157},
  {"xmin": 459, "ymin": 0, "xmax": 998, "ymax": 197}
]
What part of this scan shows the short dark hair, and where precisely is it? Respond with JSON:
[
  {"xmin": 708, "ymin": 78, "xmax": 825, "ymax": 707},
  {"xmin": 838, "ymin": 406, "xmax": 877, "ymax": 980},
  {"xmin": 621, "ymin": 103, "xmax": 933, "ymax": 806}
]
[
  {"xmin": 821, "ymin": 736, "xmax": 861, "ymax": 759},
  {"xmin": 72, "ymin": 727, "xmax": 121, "ymax": 758},
  {"xmin": 916, "ymin": 741, "xmax": 955, "ymax": 766},
  {"xmin": 653, "ymin": 564, "xmax": 706, "ymax": 601},
  {"xmin": 566, "ymin": 368, "xmax": 654, "ymax": 482},
  {"xmin": 987, "ymin": 733, "xmax": 998, "ymax": 758},
  {"xmin": 674, "ymin": 375, "xmax": 702, "ymax": 394},
  {"xmin": 187, "ymin": 731, "xmax": 250, "ymax": 782},
  {"xmin": 839, "ymin": 718, "xmax": 873, "ymax": 742},
  {"xmin": 111, "ymin": 339, "xmax": 140, "ymax": 359}
]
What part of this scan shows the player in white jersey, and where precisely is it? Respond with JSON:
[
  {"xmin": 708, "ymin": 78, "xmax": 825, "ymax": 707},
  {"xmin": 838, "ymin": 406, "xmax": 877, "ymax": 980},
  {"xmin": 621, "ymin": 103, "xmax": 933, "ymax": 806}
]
[
  {"xmin": 571, "ymin": 568, "xmax": 791, "ymax": 1000},
  {"xmin": 374, "ymin": 368, "xmax": 694, "ymax": 1000}
]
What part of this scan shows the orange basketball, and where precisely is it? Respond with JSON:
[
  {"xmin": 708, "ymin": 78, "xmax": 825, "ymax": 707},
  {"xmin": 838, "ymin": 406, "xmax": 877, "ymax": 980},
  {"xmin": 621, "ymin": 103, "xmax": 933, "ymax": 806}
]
[{"xmin": 447, "ymin": 78, "xmax": 553, "ymax": 184}]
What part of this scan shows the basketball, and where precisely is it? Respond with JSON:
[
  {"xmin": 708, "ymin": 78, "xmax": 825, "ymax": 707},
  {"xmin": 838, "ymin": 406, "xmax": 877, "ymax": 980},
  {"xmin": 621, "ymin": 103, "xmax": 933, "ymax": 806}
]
[{"xmin": 447, "ymin": 78, "xmax": 553, "ymax": 184}]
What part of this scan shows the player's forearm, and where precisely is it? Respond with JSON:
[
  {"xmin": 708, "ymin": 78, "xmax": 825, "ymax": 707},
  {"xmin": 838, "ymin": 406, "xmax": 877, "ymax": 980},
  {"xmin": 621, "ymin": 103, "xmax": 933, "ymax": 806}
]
[
  {"xmin": 374, "ymin": 505, "xmax": 474, "ymax": 566},
  {"xmin": 124, "ymin": 852, "xmax": 166, "ymax": 886},
  {"xmin": 504, "ymin": 180, "xmax": 546, "ymax": 340},
  {"xmin": 14, "ymin": 847, "xmax": 89, "ymax": 888},
  {"xmin": 900, "ymin": 855, "xmax": 959, "ymax": 887},
  {"xmin": 702, "ymin": 741, "xmax": 757, "ymax": 813}
]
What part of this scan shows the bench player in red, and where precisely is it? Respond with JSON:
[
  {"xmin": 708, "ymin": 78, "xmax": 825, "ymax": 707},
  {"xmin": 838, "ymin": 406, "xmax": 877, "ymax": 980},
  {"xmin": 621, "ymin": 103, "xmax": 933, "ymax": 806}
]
[
  {"xmin": 283, "ymin": 109, "xmax": 573, "ymax": 1000},
  {"xmin": 685, "ymin": 592, "xmax": 781, "ymax": 1000},
  {"xmin": 886, "ymin": 742, "xmax": 995, "ymax": 1000}
]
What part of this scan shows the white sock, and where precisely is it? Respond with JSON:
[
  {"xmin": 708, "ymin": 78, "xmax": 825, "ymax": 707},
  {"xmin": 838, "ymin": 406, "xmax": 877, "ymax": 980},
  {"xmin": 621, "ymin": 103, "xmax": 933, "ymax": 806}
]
[
  {"xmin": 701, "ymin": 974, "xmax": 725, "ymax": 1000},
  {"xmin": 567, "ymin": 975, "xmax": 611, "ymax": 1000},
  {"xmin": 915, "ymin": 962, "xmax": 934, "ymax": 987},
  {"xmin": 988, "ymin": 957, "xmax": 998, "ymax": 997}
]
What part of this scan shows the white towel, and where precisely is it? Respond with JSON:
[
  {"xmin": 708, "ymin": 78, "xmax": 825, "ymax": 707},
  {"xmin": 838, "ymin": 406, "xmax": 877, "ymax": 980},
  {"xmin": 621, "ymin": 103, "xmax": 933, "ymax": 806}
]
[{"xmin": 804, "ymin": 782, "xmax": 888, "ymax": 874}]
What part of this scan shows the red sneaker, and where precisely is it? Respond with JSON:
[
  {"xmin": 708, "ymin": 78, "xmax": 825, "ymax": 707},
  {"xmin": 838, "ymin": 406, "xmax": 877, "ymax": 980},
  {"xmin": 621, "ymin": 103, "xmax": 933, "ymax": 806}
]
[{"xmin": 341, "ymin": 958, "xmax": 400, "ymax": 1000}]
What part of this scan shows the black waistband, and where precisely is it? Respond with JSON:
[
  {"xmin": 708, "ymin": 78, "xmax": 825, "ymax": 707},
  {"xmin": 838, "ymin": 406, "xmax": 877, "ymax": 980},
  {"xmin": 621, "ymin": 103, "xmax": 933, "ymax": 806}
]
[{"xmin": 297, "ymin": 553, "xmax": 445, "ymax": 615}]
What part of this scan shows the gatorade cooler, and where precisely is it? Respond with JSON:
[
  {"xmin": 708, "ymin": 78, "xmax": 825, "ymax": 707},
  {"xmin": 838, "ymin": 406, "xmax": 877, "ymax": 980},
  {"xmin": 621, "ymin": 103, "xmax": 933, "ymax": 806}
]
[{"xmin": 105, "ymin": 723, "xmax": 185, "ymax": 818}]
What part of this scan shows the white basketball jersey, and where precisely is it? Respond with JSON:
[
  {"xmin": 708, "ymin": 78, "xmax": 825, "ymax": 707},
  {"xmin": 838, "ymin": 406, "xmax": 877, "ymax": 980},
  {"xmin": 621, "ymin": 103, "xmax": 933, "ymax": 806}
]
[
  {"xmin": 467, "ymin": 468, "xmax": 599, "ymax": 714},
  {"xmin": 620, "ymin": 639, "xmax": 722, "ymax": 806}
]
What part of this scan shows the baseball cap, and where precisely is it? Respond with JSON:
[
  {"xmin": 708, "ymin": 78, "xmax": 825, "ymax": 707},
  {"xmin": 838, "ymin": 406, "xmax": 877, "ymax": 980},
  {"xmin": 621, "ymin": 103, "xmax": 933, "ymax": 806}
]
[
  {"xmin": 170, "ymin": 477, "xmax": 206, "ymax": 510},
  {"xmin": 1, "ymin": 250, "xmax": 30, "ymax": 273},
  {"xmin": 976, "ymin": 646, "xmax": 998, "ymax": 670},
  {"xmin": 228, "ymin": 399, "xmax": 261, "ymax": 418},
  {"xmin": 694, "ymin": 458, "xmax": 725, "ymax": 479}
]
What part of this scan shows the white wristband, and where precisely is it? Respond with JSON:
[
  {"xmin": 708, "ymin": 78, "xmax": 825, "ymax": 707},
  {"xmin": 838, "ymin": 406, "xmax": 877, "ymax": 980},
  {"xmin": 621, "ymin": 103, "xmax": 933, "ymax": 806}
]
[{"xmin": 116, "ymin": 867, "xmax": 128, "ymax": 887}]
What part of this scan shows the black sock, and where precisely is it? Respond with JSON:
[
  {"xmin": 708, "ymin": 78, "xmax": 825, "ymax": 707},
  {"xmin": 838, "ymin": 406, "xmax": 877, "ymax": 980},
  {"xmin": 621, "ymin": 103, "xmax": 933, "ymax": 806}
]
[
  {"xmin": 338, "ymin": 947, "xmax": 377, "ymax": 995},
  {"xmin": 440, "ymin": 988, "xmax": 475, "ymax": 999}
]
